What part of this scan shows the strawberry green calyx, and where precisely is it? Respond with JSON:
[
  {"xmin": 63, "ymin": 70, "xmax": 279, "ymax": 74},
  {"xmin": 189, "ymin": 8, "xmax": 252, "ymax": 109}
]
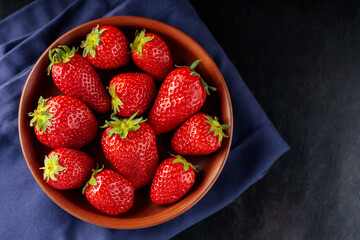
[
  {"xmin": 28, "ymin": 96, "xmax": 54, "ymax": 133},
  {"xmin": 182, "ymin": 59, "xmax": 217, "ymax": 95},
  {"xmin": 81, "ymin": 25, "xmax": 106, "ymax": 58},
  {"xmin": 101, "ymin": 112, "xmax": 147, "ymax": 139},
  {"xmin": 189, "ymin": 59, "xmax": 201, "ymax": 71},
  {"xmin": 47, "ymin": 45, "xmax": 78, "ymax": 75},
  {"xmin": 171, "ymin": 154, "xmax": 198, "ymax": 172},
  {"xmin": 108, "ymin": 84, "xmax": 124, "ymax": 115},
  {"xmin": 204, "ymin": 115, "xmax": 230, "ymax": 145},
  {"xmin": 200, "ymin": 77, "xmax": 217, "ymax": 96},
  {"xmin": 40, "ymin": 152, "xmax": 66, "ymax": 182},
  {"xmin": 82, "ymin": 164, "xmax": 104, "ymax": 194},
  {"xmin": 130, "ymin": 29, "xmax": 154, "ymax": 56}
]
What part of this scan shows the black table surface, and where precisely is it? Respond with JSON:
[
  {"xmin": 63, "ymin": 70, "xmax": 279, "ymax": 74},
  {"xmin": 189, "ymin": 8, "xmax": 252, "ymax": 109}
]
[{"xmin": 1, "ymin": 1, "xmax": 359, "ymax": 239}]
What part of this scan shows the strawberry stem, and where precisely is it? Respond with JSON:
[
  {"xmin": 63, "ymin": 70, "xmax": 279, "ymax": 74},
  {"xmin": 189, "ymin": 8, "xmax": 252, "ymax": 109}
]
[
  {"xmin": 39, "ymin": 152, "xmax": 66, "ymax": 182},
  {"xmin": 130, "ymin": 29, "xmax": 154, "ymax": 56},
  {"xmin": 82, "ymin": 164, "xmax": 104, "ymax": 194},
  {"xmin": 204, "ymin": 115, "xmax": 230, "ymax": 145},
  {"xmin": 100, "ymin": 112, "xmax": 147, "ymax": 138},
  {"xmin": 28, "ymin": 96, "xmax": 54, "ymax": 133},
  {"xmin": 47, "ymin": 45, "xmax": 77, "ymax": 75}
]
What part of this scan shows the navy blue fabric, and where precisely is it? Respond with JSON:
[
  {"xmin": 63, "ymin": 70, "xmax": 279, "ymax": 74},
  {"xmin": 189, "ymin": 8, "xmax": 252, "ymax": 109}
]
[{"xmin": 0, "ymin": 0, "xmax": 289, "ymax": 239}]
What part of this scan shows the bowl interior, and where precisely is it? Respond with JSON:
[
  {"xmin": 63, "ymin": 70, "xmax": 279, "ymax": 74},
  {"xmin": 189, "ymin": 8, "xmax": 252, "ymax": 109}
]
[{"xmin": 18, "ymin": 16, "xmax": 233, "ymax": 229}]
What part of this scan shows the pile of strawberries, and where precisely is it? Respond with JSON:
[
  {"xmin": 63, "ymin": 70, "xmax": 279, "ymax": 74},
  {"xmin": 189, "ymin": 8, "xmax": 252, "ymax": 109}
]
[{"xmin": 29, "ymin": 25, "xmax": 230, "ymax": 215}]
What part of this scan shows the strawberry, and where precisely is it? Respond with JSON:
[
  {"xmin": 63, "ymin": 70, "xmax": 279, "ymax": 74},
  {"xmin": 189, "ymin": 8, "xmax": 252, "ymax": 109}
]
[
  {"xmin": 28, "ymin": 95, "xmax": 98, "ymax": 149},
  {"xmin": 40, "ymin": 148, "xmax": 94, "ymax": 190},
  {"xmin": 100, "ymin": 113, "xmax": 159, "ymax": 189},
  {"xmin": 150, "ymin": 155, "xmax": 197, "ymax": 205},
  {"xmin": 81, "ymin": 25, "xmax": 130, "ymax": 69},
  {"xmin": 148, "ymin": 60, "xmax": 216, "ymax": 134},
  {"xmin": 83, "ymin": 165, "xmax": 135, "ymax": 215},
  {"xmin": 108, "ymin": 72, "xmax": 156, "ymax": 117},
  {"xmin": 130, "ymin": 29, "xmax": 173, "ymax": 81},
  {"xmin": 47, "ymin": 46, "xmax": 110, "ymax": 113},
  {"xmin": 171, "ymin": 113, "xmax": 230, "ymax": 155}
]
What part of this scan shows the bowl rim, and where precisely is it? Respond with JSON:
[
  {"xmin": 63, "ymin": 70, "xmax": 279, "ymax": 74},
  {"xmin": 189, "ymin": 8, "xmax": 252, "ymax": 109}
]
[{"xmin": 18, "ymin": 15, "xmax": 233, "ymax": 229}]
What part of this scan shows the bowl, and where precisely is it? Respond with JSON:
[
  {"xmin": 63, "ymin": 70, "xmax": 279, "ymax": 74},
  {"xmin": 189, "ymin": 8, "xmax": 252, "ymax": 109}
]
[{"xmin": 18, "ymin": 16, "xmax": 233, "ymax": 229}]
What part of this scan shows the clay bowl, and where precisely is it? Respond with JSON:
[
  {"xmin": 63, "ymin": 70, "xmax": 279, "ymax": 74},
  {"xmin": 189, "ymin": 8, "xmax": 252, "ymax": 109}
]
[{"xmin": 18, "ymin": 16, "xmax": 233, "ymax": 229}]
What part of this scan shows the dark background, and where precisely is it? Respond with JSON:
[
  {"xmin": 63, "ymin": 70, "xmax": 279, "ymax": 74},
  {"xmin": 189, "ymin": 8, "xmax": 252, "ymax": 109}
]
[{"xmin": 1, "ymin": 0, "xmax": 359, "ymax": 239}]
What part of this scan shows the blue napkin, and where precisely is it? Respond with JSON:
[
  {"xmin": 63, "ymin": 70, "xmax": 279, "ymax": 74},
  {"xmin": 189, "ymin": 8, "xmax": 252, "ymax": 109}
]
[{"xmin": 0, "ymin": 0, "xmax": 289, "ymax": 239}]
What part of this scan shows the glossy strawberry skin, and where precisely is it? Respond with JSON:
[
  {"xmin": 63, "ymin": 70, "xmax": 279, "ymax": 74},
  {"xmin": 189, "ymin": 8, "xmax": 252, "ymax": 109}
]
[
  {"xmin": 43, "ymin": 148, "xmax": 95, "ymax": 190},
  {"xmin": 150, "ymin": 157, "xmax": 195, "ymax": 205},
  {"xmin": 84, "ymin": 169, "xmax": 135, "ymax": 215},
  {"xmin": 148, "ymin": 67, "xmax": 207, "ymax": 134},
  {"xmin": 51, "ymin": 53, "xmax": 110, "ymax": 113},
  {"xmin": 109, "ymin": 73, "xmax": 156, "ymax": 117},
  {"xmin": 131, "ymin": 32, "xmax": 173, "ymax": 81},
  {"xmin": 84, "ymin": 26, "xmax": 130, "ymax": 69},
  {"xmin": 33, "ymin": 96, "xmax": 98, "ymax": 149},
  {"xmin": 101, "ymin": 122, "xmax": 159, "ymax": 189},
  {"xmin": 171, "ymin": 113, "xmax": 223, "ymax": 155}
]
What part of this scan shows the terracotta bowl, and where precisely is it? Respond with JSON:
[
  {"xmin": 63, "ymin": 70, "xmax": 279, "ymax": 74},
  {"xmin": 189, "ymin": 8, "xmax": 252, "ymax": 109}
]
[{"xmin": 18, "ymin": 16, "xmax": 233, "ymax": 229}]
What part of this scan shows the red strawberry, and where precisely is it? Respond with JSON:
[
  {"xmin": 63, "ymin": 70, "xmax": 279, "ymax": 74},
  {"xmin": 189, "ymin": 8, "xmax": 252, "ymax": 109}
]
[
  {"xmin": 81, "ymin": 25, "xmax": 130, "ymax": 69},
  {"xmin": 171, "ymin": 113, "xmax": 230, "ymax": 155},
  {"xmin": 83, "ymin": 165, "xmax": 135, "ymax": 215},
  {"xmin": 148, "ymin": 60, "xmax": 216, "ymax": 134},
  {"xmin": 40, "ymin": 148, "xmax": 94, "ymax": 190},
  {"xmin": 150, "ymin": 155, "xmax": 197, "ymax": 205},
  {"xmin": 28, "ymin": 95, "xmax": 98, "ymax": 149},
  {"xmin": 130, "ymin": 29, "xmax": 173, "ymax": 81},
  {"xmin": 48, "ymin": 46, "xmax": 111, "ymax": 113},
  {"xmin": 101, "ymin": 113, "xmax": 159, "ymax": 189},
  {"xmin": 108, "ymin": 72, "xmax": 156, "ymax": 117}
]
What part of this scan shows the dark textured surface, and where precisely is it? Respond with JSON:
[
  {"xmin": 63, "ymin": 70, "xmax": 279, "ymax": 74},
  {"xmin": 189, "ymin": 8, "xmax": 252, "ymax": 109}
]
[
  {"xmin": 180, "ymin": 1, "xmax": 360, "ymax": 239},
  {"xmin": 1, "ymin": 0, "xmax": 359, "ymax": 239},
  {"xmin": 0, "ymin": 0, "xmax": 31, "ymax": 19}
]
